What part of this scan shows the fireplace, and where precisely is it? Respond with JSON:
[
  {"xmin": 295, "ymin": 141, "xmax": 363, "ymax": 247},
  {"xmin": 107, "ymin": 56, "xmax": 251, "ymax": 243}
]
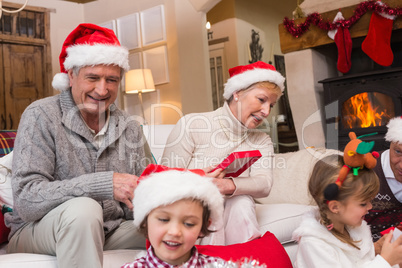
[
  {"xmin": 278, "ymin": 1, "xmax": 402, "ymax": 150},
  {"xmin": 320, "ymin": 68, "xmax": 402, "ymax": 151}
]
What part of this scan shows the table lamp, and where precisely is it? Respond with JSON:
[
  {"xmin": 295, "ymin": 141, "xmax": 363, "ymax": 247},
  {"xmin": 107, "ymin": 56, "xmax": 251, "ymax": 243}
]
[{"xmin": 125, "ymin": 69, "xmax": 155, "ymax": 124}]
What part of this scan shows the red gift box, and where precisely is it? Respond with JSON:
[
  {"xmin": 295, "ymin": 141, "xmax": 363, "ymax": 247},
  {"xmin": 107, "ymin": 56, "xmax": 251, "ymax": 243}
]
[
  {"xmin": 212, "ymin": 150, "xmax": 262, "ymax": 177},
  {"xmin": 380, "ymin": 222, "xmax": 402, "ymax": 236}
]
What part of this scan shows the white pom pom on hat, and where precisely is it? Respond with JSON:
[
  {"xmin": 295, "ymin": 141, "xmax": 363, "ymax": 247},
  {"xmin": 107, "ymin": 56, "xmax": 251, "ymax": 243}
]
[
  {"xmin": 223, "ymin": 61, "xmax": 285, "ymax": 100},
  {"xmin": 385, "ymin": 116, "xmax": 402, "ymax": 144},
  {"xmin": 52, "ymin": 73, "xmax": 70, "ymax": 92},
  {"xmin": 52, "ymin": 23, "xmax": 129, "ymax": 91},
  {"xmin": 133, "ymin": 170, "xmax": 224, "ymax": 229}
]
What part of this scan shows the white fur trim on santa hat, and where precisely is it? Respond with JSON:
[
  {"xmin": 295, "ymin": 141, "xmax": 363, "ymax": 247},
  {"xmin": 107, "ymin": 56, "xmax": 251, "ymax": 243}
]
[
  {"xmin": 52, "ymin": 73, "xmax": 70, "ymax": 91},
  {"xmin": 64, "ymin": 44, "xmax": 129, "ymax": 72},
  {"xmin": 52, "ymin": 44, "xmax": 129, "ymax": 91},
  {"xmin": 385, "ymin": 117, "xmax": 402, "ymax": 144},
  {"xmin": 223, "ymin": 68, "xmax": 285, "ymax": 100},
  {"xmin": 133, "ymin": 170, "xmax": 224, "ymax": 228}
]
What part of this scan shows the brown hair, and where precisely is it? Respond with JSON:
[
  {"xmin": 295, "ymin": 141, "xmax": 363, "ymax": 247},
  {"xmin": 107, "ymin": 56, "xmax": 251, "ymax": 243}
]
[
  {"xmin": 309, "ymin": 154, "xmax": 379, "ymax": 249},
  {"xmin": 138, "ymin": 199, "xmax": 213, "ymax": 239},
  {"xmin": 226, "ymin": 81, "xmax": 282, "ymax": 104}
]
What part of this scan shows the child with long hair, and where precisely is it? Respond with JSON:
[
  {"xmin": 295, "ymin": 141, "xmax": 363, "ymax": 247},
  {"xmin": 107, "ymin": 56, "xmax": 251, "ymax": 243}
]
[{"xmin": 292, "ymin": 154, "xmax": 402, "ymax": 268}]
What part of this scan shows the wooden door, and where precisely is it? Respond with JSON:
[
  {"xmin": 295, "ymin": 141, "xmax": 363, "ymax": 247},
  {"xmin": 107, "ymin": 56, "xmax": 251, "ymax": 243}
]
[
  {"xmin": 209, "ymin": 43, "xmax": 228, "ymax": 110},
  {"xmin": 2, "ymin": 43, "xmax": 45, "ymax": 129},
  {"xmin": 0, "ymin": 3, "xmax": 51, "ymax": 130}
]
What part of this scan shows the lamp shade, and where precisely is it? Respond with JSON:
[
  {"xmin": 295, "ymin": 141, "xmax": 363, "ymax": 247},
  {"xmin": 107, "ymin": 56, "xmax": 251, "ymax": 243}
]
[{"xmin": 125, "ymin": 69, "xmax": 155, "ymax": 94}]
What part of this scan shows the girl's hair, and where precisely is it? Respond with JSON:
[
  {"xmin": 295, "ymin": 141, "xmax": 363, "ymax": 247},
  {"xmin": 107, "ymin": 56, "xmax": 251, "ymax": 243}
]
[
  {"xmin": 138, "ymin": 199, "xmax": 213, "ymax": 238},
  {"xmin": 309, "ymin": 154, "xmax": 379, "ymax": 249},
  {"xmin": 226, "ymin": 81, "xmax": 282, "ymax": 104}
]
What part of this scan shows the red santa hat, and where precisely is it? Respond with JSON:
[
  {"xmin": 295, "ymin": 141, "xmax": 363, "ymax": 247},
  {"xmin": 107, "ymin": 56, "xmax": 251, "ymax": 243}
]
[
  {"xmin": 52, "ymin": 23, "xmax": 129, "ymax": 91},
  {"xmin": 385, "ymin": 116, "xmax": 402, "ymax": 144},
  {"xmin": 223, "ymin": 61, "xmax": 285, "ymax": 100},
  {"xmin": 133, "ymin": 170, "xmax": 224, "ymax": 228}
]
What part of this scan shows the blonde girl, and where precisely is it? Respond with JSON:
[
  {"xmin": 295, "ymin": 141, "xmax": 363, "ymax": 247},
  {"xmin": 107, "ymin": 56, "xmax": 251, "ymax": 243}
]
[{"xmin": 292, "ymin": 154, "xmax": 402, "ymax": 268}]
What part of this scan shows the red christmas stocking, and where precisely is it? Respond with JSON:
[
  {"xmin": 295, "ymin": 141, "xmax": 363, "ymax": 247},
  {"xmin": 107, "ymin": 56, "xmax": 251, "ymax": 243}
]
[
  {"xmin": 328, "ymin": 12, "xmax": 352, "ymax": 74},
  {"xmin": 362, "ymin": 8, "xmax": 396, "ymax": 66}
]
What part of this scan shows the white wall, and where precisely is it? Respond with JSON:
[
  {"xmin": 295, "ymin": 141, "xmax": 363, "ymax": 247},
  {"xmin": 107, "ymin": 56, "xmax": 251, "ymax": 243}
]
[
  {"xmin": 84, "ymin": 0, "xmax": 213, "ymax": 123},
  {"xmin": 10, "ymin": 0, "xmax": 213, "ymax": 125},
  {"xmin": 84, "ymin": 0, "xmax": 214, "ymax": 123},
  {"xmin": 208, "ymin": 18, "xmax": 238, "ymax": 70},
  {"xmin": 174, "ymin": 0, "xmax": 214, "ymax": 115}
]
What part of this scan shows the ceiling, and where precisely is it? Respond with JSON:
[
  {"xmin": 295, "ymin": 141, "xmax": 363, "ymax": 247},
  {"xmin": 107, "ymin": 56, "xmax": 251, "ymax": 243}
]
[{"xmin": 62, "ymin": 0, "xmax": 97, "ymax": 3}]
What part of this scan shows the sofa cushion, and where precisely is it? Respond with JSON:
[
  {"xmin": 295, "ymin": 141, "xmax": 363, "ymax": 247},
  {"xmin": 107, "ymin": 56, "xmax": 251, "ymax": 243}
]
[
  {"xmin": 256, "ymin": 148, "xmax": 341, "ymax": 205},
  {"xmin": 0, "ymin": 131, "xmax": 16, "ymax": 158},
  {"xmin": 256, "ymin": 203, "xmax": 316, "ymax": 244},
  {"xmin": 196, "ymin": 231, "xmax": 292, "ymax": 268},
  {"xmin": 142, "ymin": 125, "xmax": 175, "ymax": 164},
  {"xmin": 0, "ymin": 249, "xmax": 146, "ymax": 268}
]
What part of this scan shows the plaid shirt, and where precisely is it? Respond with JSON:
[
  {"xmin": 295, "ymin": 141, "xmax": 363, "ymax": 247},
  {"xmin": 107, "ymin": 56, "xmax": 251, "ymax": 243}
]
[{"xmin": 121, "ymin": 246, "xmax": 220, "ymax": 268}]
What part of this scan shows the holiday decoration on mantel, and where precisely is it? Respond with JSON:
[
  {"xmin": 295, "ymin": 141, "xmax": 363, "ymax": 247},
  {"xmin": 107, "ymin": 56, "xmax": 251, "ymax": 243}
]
[
  {"xmin": 362, "ymin": 1, "xmax": 396, "ymax": 66},
  {"xmin": 283, "ymin": 0, "xmax": 402, "ymax": 72},
  {"xmin": 328, "ymin": 11, "xmax": 353, "ymax": 73}
]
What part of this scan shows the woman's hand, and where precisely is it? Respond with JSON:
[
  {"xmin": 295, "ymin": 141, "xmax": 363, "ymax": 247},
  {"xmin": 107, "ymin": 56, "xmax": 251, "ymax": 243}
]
[
  {"xmin": 203, "ymin": 165, "xmax": 235, "ymax": 195},
  {"xmin": 203, "ymin": 165, "xmax": 226, "ymax": 179},
  {"xmin": 212, "ymin": 177, "xmax": 236, "ymax": 195}
]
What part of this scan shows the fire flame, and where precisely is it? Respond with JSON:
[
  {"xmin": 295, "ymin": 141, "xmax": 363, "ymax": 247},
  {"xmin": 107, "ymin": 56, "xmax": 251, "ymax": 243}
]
[{"xmin": 342, "ymin": 92, "xmax": 392, "ymax": 129}]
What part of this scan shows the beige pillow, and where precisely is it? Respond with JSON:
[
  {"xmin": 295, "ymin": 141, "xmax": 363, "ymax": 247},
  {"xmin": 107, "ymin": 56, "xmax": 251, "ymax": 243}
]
[{"xmin": 256, "ymin": 148, "xmax": 341, "ymax": 205}]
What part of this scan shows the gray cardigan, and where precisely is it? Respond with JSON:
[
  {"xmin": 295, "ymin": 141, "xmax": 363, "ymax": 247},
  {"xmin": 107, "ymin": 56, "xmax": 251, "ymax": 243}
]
[{"xmin": 5, "ymin": 90, "xmax": 148, "ymax": 238}]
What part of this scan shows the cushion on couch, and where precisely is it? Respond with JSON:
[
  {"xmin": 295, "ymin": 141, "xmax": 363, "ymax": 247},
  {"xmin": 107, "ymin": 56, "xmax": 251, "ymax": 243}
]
[
  {"xmin": 0, "ymin": 131, "xmax": 16, "ymax": 158},
  {"xmin": 0, "ymin": 249, "xmax": 146, "ymax": 268},
  {"xmin": 196, "ymin": 231, "xmax": 292, "ymax": 267},
  {"xmin": 256, "ymin": 148, "xmax": 341, "ymax": 205},
  {"xmin": 256, "ymin": 203, "xmax": 315, "ymax": 244}
]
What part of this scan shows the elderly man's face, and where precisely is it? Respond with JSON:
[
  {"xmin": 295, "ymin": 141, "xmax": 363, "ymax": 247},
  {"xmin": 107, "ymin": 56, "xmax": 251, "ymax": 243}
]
[
  {"xmin": 68, "ymin": 65, "xmax": 121, "ymax": 121},
  {"xmin": 390, "ymin": 142, "xmax": 402, "ymax": 183}
]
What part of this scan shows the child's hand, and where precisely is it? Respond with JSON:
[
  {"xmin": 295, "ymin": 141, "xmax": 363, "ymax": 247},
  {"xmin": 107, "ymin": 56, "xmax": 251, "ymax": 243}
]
[{"xmin": 380, "ymin": 229, "xmax": 402, "ymax": 266}]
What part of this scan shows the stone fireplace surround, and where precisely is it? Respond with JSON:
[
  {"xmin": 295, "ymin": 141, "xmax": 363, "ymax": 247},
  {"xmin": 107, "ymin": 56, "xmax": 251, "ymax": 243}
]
[{"xmin": 279, "ymin": 0, "xmax": 402, "ymax": 150}]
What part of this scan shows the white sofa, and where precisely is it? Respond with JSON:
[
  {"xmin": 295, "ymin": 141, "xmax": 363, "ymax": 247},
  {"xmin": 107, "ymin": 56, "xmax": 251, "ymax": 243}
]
[{"xmin": 0, "ymin": 124, "xmax": 340, "ymax": 267}]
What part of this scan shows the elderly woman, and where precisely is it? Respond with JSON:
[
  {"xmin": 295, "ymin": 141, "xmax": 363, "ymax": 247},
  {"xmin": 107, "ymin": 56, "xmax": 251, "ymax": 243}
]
[{"xmin": 161, "ymin": 61, "xmax": 285, "ymax": 245}]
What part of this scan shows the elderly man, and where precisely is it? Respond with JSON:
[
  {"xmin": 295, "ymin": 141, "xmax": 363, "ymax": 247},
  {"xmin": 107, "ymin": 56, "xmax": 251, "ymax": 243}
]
[
  {"xmin": 365, "ymin": 116, "xmax": 402, "ymax": 252},
  {"xmin": 5, "ymin": 24, "xmax": 151, "ymax": 268}
]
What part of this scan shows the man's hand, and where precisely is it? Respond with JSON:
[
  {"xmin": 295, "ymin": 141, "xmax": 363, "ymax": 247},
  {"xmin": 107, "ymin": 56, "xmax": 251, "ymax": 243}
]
[
  {"xmin": 113, "ymin": 173, "xmax": 139, "ymax": 210},
  {"xmin": 374, "ymin": 235, "xmax": 386, "ymax": 255}
]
